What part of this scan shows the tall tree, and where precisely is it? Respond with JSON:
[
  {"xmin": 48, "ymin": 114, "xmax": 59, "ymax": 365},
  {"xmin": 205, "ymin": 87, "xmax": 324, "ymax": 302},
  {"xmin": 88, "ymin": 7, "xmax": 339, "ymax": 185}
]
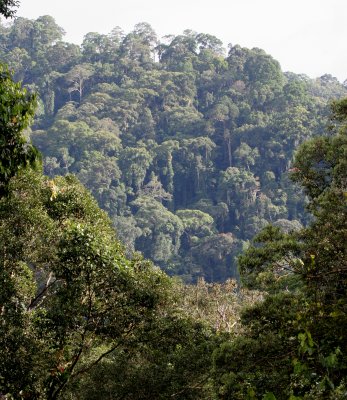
[{"xmin": 65, "ymin": 63, "xmax": 94, "ymax": 102}]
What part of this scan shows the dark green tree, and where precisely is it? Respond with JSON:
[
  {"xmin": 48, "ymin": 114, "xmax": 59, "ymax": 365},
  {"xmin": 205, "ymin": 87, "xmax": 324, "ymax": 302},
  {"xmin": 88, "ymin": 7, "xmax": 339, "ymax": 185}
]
[
  {"xmin": 212, "ymin": 98, "xmax": 347, "ymax": 399},
  {"xmin": 0, "ymin": 0, "xmax": 19, "ymax": 18},
  {"xmin": 0, "ymin": 64, "xmax": 39, "ymax": 195},
  {"xmin": 0, "ymin": 171, "xmax": 170, "ymax": 399}
]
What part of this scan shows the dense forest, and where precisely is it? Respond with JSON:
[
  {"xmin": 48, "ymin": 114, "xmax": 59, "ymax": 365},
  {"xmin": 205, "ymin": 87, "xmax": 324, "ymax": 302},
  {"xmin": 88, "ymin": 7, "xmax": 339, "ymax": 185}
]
[
  {"xmin": 1, "ymin": 2, "xmax": 347, "ymax": 399},
  {"xmin": 1, "ymin": 14, "xmax": 346, "ymax": 282}
]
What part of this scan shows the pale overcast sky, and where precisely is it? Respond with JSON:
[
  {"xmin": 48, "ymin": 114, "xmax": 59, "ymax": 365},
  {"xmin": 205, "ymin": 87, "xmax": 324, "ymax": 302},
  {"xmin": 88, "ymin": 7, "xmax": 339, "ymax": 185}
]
[{"xmin": 15, "ymin": 0, "xmax": 347, "ymax": 82}]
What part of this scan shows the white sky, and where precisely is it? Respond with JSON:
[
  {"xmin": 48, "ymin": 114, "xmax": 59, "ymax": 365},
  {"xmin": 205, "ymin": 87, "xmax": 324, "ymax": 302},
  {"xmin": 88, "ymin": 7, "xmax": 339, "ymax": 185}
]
[{"xmin": 16, "ymin": 0, "xmax": 347, "ymax": 82}]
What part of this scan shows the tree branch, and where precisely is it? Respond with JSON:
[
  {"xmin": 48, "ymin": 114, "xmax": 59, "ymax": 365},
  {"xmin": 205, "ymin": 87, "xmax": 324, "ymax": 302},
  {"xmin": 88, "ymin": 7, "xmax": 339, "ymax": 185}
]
[{"xmin": 27, "ymin": 272, "xmax": 58, "ymax": 310}]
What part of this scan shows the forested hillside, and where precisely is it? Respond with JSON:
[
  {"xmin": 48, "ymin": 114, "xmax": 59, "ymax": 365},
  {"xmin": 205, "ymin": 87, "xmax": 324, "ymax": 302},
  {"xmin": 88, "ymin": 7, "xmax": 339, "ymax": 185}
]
[
  {"xmin": 1, "ymin": 15, "xmax": 346, "ymax": 281},
  {"xmin": 1, "ymin": 2, "xmax": 347, "ymax": 398}
]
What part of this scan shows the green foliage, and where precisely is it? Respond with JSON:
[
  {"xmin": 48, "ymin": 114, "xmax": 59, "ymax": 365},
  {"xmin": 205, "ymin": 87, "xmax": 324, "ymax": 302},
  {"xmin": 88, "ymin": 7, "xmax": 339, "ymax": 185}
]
[
  {"xmin": 66, "ymin": 315, "xmax": 217, "ymax": 400},
  {"xmin": 0, "ymin": 0, "xmax": 19, "ymax": 18},
  {"xmin": 0, "ymin": 64, "xmax": 39, "ymax": 194},
  {"xmin": 212, "ymin": 99, "xmax": 347, "ymax": 399},
  {"xmin": 238, "ymin": 225, "xmax": 303, "ymax": 292},
  {"xmin": 1, "ymin": 15, "xmax": 346, "ymax": 283},
  {"xmin": 1, "ymin": 8, "xmax": 347, "ymax": 400},
  {"xmin": 132, "ymin": 195, "xmax": 183, "ymax": 264},
  {"xmin": 0, "ymin": 170, "xmax": 171, "ymax": 398}
]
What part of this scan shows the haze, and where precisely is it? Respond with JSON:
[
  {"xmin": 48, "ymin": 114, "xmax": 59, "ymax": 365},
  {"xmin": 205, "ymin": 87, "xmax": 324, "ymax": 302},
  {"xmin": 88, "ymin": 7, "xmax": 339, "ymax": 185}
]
[{"xmin": 16, "ymin": 0, "xmax": 347, "ymax": 82}]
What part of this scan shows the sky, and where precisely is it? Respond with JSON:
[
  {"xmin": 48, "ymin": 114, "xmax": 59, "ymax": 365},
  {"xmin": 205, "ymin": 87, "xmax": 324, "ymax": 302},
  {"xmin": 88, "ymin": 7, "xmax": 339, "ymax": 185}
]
[{"xmin": 15, "ymin": 0, "xmax": 347, "ymax": 82}]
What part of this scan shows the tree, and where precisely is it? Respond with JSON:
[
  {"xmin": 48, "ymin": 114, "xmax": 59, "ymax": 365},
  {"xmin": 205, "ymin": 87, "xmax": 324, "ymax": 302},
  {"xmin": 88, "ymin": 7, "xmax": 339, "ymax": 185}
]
[
  {"xmin": 81, "ymin": 32, "xmax": 118, "ymax": 63},
  {"xmin": 195, "ymin": 33, "xmax": 224, "ymax": 56},
  {"xmin": 153, "ymin": 139, "xmax": 179, "ymax": 197},
  {"xmin": 212, "ymin": 98, "xmax": 347, "ymax": 399},
  {"xmin": 233, "ymin": 142, "xmax": 259, "ymax": 170},
  {"xmin": 174, "ymin": 137, "xmax": 215, "ymax": 205},
  {"xmin": 65, "ymin": 63, "xmax": 94, "ymax": 102},
  {"xmin": 119, "ymin": 146, "xmax": 153, "ymax": 192},
  {"xmin": 217, "ymin": 166, "xmax": 260, "ymax": 235},
  {"xmin": 131, "ymin": 195, "xmax": 184, "ymax": 265},
  {"xmin": 32, "ymin": 15, "xmax": 65, "ymax": 49},
  {"xmin": 45, "ymin": 41, "xmax": 81, "ymax": 73},
  {"xmin": 65, "ymin": 313, "xmax": 217, "ymax": 400},
  {"xmin": 159, "ymin": 32, "xmax": 198, "ymax": 72},
  {"xmin": 0, "ymin": 64, "xmax": 39, "ymax": 195},
  {"xmin": 208, "ymin": 97, "xmax": 239, "ymax": 167},
  {"xmin": 177, "ymin": 209, "xmax": 215, "ymax": 241},
  {"xmin": 0, "ymin": 171, "xmax": 170, "ymax": 399},
  {"xmin": 0, "ymin": 0, "xmax": 19, "ymax": 18},
  {"xmin": 5, "ymin": 47, "xmax": 32, "ymax": 81},
  {"xmin": 192, "ymin": 233, "xmax": 236, "ymax": 281},
  {"xmin": 120, "ymin": 23, "xmax": 157, "ymax": 66},
  {"xmin": 8, "ymin": 17, "xmax": 35, "ymax": 51}
]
